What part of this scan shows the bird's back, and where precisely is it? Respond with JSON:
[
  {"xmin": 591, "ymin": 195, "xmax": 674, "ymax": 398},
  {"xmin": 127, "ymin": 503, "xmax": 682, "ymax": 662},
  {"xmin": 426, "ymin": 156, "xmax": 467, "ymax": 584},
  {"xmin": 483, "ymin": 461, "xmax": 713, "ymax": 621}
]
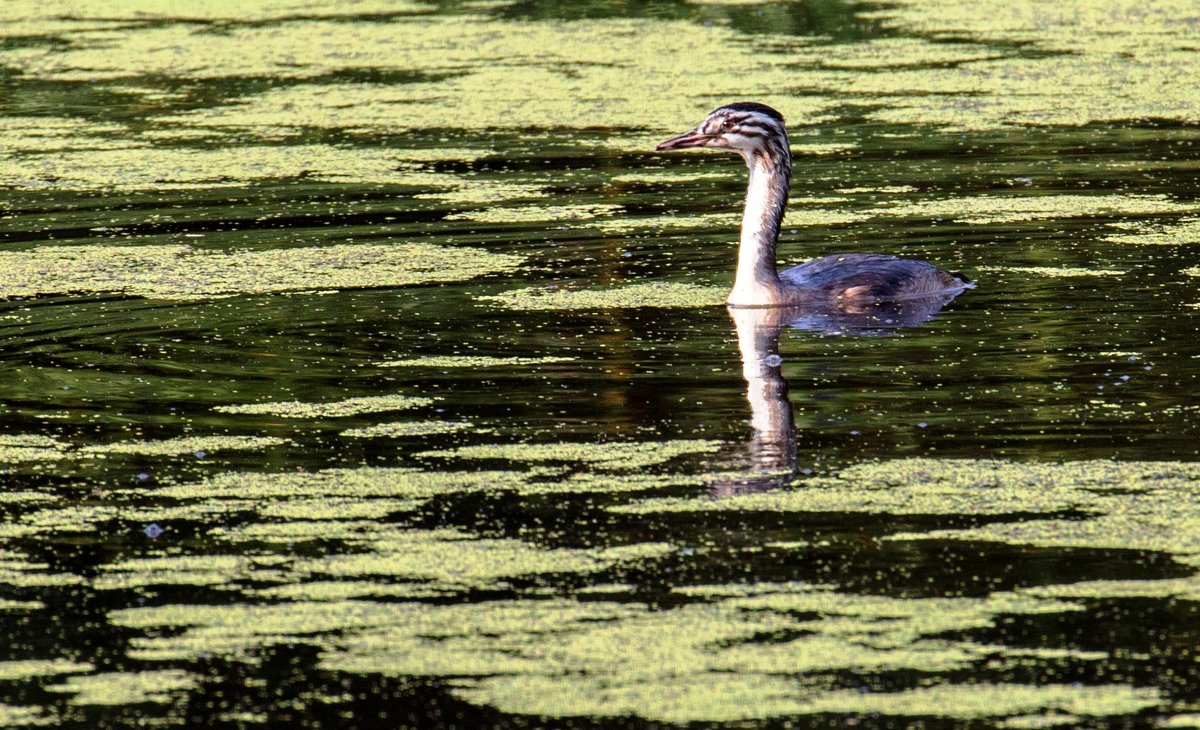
[{"xmin": 779, "ymin": 253, "xmax": 971, "ymax": 303}]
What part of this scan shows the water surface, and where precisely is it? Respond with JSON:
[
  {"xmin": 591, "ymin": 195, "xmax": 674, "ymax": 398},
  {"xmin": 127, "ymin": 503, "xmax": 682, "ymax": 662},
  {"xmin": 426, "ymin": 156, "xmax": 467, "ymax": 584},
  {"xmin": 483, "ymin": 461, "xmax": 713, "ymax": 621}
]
[{"xmin": 2, "ymin": 0, "xmax": 1200, "ymax": 727}]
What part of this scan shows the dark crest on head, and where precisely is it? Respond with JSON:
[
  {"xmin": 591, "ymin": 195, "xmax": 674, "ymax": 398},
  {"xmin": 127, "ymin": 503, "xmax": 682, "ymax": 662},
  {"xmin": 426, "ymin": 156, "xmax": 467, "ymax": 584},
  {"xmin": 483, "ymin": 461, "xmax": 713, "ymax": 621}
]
[{"xmin": 716, "ymin": 102, "xmax": 785, "ymax": 123}]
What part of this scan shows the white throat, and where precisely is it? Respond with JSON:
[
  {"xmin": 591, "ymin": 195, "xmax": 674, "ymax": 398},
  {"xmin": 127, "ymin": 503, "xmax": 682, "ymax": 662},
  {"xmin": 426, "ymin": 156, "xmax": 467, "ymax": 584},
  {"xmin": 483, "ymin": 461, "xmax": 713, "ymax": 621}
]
[{"xmin": 728, "ymin": 155, "xmax": 789, "ymax": 307}]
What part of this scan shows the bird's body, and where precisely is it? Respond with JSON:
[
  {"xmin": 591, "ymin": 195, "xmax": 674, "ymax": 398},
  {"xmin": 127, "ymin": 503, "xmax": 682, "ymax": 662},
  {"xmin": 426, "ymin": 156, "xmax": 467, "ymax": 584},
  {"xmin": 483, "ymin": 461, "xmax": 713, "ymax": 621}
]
[{"xmin": 657, "ymin": 102, "xmax": 971, "ymax": 308}]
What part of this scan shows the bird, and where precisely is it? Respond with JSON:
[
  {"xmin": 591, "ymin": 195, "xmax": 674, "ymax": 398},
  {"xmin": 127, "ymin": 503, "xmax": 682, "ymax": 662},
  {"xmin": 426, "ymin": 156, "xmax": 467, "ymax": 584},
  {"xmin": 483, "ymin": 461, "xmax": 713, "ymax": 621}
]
[{"xmin": 656, "ymin": 102, "xmax": 972, "ymax": 308}]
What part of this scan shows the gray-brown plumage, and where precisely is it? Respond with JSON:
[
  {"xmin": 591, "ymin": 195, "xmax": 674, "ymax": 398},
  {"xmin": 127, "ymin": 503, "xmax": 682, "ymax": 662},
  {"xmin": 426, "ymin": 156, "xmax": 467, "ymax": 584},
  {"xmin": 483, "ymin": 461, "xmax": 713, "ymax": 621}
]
[{"xmin": 657, "ymin": 102, "xmax": 972, "ymax": 308}]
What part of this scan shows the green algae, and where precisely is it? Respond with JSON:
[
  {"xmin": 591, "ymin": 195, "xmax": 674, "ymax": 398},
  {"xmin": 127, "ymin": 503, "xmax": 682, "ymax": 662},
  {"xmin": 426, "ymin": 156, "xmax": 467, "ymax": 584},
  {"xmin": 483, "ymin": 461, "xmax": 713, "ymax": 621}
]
[
  {"xmin": 838, "ymin": 185, "xmax": 920, "ymax": 195},
  {"xmin": 976, "ymin": 265, "xmax": 1128, "ymax": 278},
  {"xmin": 511, "ymin": 472, "xmax": 707, "ymax": 496},
  {"xmin": 0, "ymin": 660, "xmax": 92, "ymax": 681},
  {"xmin": 1026, "ymin": 577, "xmax": 1200, "ymax": 602},
  {"xmin": 461, "ymin": 676, "xmax": 1156, "ymax": 722},
  {"xmin": 585, "ymin": 203, "xmax": 863, "ymax": 236},
  {"xmin": 46, "ymin": 669, "xmax": 196, "ymax": 706},
  {"xmin": 285, "ymin": 527, "xmax": 674, "ymax": 588},
  {"xmin": 893, "ymin": 484, "xmax": 1200, "ymax": 563},
  {"xmin": 214, "ymin": 394, "xmax": 433, "ymax": 418},
  {"xmin": 0, "ymin": 554, "xmax": 84, "ymax": 588},
  {"xmin": 0, "ymin": 141, "xmax": 421, "ymax": 190},
  {"xmin": 94, "ymin": 554, "xmax": 289, "ymax": 591},
  {"xmin": 1104, "ymin": 218, "xmax": 1200, "ymax": 245},
  {"xmin": 419, "ymin": 439, "xmax": 722, "ymax": 470},
  {"xmin": 478, "ymin": 282, "xmax": 728, "ymax": 310},
  {"xmin": 615, "ymin": 456, "xmax": 1200, "ymax": 570},
  {"xmin": 378, "ymin": 355, "xmax": 575, "ymax": 368},
  {"xmin": 0, "ymin": 435, "xmax": 70, "ymax": 464},
  {"xmin": 0, "ymin": 244, "xmax": 524, "ymax": 300},
  {"xmin": 156, "ymin": 466, "xmax": 528, "ymax": 501},
  {"xmin": 318, "ymin": 584, "xmax": 1123, "ymax": 723},
  {"xmin": 339, "ymin": 420, "xmax": 471, "ymax": 439},
  {"xmin": 823, "ymin": 0, "xmax": 1200, "ymax": 130},
  {"xmin": 801, "ymin": 460, "xmax": 1200, "ymax": 564},
  {"xmin": 258, "ymin": 497, "xmax": 420, "ymax": 521},
  {"xmin": 0, "ymin": 0, "xmax": 432, "ymax": 26},
  {"xmin": 616, "ymin": 458, "xmax": 1200, "ymax": 517},
  {"xmin": 0, "ymin": 433, "xmax": 284, "ymax": 465},
  {"xmin": 866, "ymin": 194, "xmax": 1198, "ymax": 225},
  {"xmin": 80, "ymin": 435, "xmax": 288, "ymax": 456},
  {"xmin": 792, "ymin": 36, "xmax": 1007, "ymax": 70},
  {"xmin": 120, "ymin": 18, "xmax": 829, "ymax": 131},
  {"xmin": 585, "ymin": 212, "xmax": 740, "ymax": 235},
  {"xmin": 91, "ymin": 546, "xmax": 1157, "ymax": 724},
  {"xmin": 0, "ymin": 117, "xmax": 127, "ymax": 155},
  {"xmin": 793, "ymin": 683, "xmax": 1158, "ymax": 719},
  {"xmin": 209, "ymin": 520, "xmax": 389, "ymax": 546},
  {"xmin": 252, "ymin": 580, "xmax": 445, "ymax": 602},
  {"xmin": 0, "ymin": 705, "xmax": 53, "ymax": 727},
  {"xmin": 610, "ymin": 170, "xmax": 728, "ymax": 185},
  {"xmin": 0, "ymin": 599, "xmax": 42, "ymax": 612},
  {"xmin": 445, "ymin": 204, "xmax": 622, "ymax": 224}
]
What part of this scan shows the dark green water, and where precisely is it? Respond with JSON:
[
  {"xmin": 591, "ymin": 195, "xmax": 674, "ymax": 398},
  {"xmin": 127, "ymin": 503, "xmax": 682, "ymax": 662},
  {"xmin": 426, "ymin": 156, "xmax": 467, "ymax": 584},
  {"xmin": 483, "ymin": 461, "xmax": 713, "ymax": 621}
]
[{"xmin": 2, "ymin": 1, "xmax": 1200, "ymax": 727}]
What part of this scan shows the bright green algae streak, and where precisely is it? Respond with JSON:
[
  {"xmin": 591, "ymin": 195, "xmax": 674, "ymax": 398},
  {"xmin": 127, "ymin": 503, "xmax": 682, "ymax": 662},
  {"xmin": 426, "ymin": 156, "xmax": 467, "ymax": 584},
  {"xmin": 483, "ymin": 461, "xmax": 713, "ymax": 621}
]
[
  {"xmin": 3, "ymin": 455, "xmax": 1187, "ymax": 722},
  {"xmin": 0, "ymin": 244, "xmax": 524, "ymax": 300},
  {"xmin": 103, "ymin": 585, "xmax": 1156, "ymax": 723},
  {"xmin": 215, "ymin": 394, "xmax": 433, "ymax": 418},
  {"xmin": 478, "ymin": 283, "xmax": 729, "ymax": 311}
]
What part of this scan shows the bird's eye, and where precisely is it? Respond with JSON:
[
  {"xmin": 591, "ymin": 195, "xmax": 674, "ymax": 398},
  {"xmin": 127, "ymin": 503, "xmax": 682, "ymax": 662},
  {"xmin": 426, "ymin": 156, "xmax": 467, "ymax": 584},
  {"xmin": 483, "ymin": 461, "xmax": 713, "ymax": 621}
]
[{"xmin": 721, "ymin": 120, "xmax": 735, "ymax": 132}]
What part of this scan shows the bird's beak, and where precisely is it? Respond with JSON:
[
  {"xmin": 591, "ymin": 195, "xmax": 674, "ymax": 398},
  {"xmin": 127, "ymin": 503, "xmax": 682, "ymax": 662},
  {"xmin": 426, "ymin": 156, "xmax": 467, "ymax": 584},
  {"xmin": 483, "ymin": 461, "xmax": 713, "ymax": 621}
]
[{"xmin": 656, "ymin": 129, "xmax": 712, "ymax": 151}]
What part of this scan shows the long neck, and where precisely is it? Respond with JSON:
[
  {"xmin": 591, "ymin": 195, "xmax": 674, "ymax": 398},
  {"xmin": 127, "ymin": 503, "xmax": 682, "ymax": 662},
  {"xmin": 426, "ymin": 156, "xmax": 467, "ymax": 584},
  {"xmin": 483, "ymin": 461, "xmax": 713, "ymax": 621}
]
[{"xmin": 729, "ymin": 151, "xmax": 792, "ymax": 306}]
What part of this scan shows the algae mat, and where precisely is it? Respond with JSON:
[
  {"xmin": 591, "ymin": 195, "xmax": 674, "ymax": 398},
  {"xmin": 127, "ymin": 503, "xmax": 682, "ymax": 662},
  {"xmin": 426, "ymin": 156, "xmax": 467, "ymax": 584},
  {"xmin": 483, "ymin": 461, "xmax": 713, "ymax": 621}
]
[{"xmin": 1, "ymin": 0, "xmax": 1200, "ymax": 727}]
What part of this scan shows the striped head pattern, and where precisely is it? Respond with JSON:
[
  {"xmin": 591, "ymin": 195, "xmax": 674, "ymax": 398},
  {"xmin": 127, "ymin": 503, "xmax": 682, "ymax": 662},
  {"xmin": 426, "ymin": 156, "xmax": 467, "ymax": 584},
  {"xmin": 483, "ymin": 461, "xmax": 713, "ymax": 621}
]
[{"xmin": 656, "ymin": 102, "xmax": 791, "ymax": 171}]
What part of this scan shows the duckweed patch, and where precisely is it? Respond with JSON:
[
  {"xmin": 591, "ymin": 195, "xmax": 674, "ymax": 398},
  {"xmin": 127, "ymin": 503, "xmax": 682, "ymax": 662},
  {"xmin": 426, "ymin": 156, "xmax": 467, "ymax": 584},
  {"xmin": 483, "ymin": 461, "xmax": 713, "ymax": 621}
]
[
  {"xmin": 94, "ymin": 554, "xmax": 289, "ymax": 591},
  {"xmin": 419, "ymin": 439, "xmax": 722, "ymax": 470},
  {"xmin": 0, "ymin": 244, "xmax": 524, "ymax": 300},
  {"xmin": 0, "ymin": 435, "xmax": 69, "ymax": 464},
  {"xmin": 445, "ymin": 204, "xmax": 622, "ymax": 223},
  {"xmin": 47, "ymin": 670, "xmax": 197, "ymax": 706},
  {"xmin": 0, "ymin": 705, "xmax": 52, "ymax": 727},
  {"xmin": 832, "ymin": 0, "xmax": 1200, "ymax": 130},
  {"xmin": 0, "ymin": 141, "xmax": 424, "ymax": 190},
  {"xmin": 478, "ymin": 282, "xmax": 728, "ymax": 310},
  {"xmin": 284, "ymin": 528, "xmax": 675, "ymax": 589},
  {"xmin": 867, "ymin": 194, "xmax": 1197, "ymax": 225},
  {"xmin": 105, "ymin": 586, "xmax": 1105, "ymax": 723},
  {"xmin": 1104, "ymin": 218, "xmax": 1200, "ymax": 245},
  {"xmin": 976, "ymin": 265, "xmax": 1128, "ymax": 278},
  {"xmin": 313, "ymin": 584, "xmax": 1132, "ymax": 723},
  {"xmin": 154, "ymin": 465, "xmax": 528, "ymax": 501},
  {"xmin": 79, "ymin": 435, "xmax": 289, "ymax": 456},
  {"xmin": 0, "ymin": 660, "xmax": 92, "ymax": 681},
  {"xmin": 339, "ymin": 421, "xmax": 471, "ymax": 438},
  {"xmin": 215, "ymin": 394, "xmax": 433, "ymax": 418},
  {"xmin": 615, "ymin": 458, "xmax": 1200, "ymax": 520},
  {"xmin": 113, "ymin": 18, "xmax": 831, "ymax": 132},
  {"xmin": 377, "ymin": 355, "xmax": 575, "ymax": 368}
]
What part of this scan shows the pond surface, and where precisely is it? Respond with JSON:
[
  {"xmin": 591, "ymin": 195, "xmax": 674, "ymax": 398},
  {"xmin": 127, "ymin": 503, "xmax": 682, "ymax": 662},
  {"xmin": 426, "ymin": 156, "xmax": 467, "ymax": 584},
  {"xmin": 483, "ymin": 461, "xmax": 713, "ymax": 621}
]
[{"xmin": 2, "ymin": 0, "xmax": 1200, "ymax": 727}]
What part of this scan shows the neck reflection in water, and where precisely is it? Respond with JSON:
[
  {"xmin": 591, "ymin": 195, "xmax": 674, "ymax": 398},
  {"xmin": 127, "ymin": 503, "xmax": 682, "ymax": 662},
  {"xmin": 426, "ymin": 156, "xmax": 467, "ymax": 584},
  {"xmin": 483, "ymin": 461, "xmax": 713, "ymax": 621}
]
[{"xmin": 715, "ymin": 289, "xmax": 966, "ymax": 496}]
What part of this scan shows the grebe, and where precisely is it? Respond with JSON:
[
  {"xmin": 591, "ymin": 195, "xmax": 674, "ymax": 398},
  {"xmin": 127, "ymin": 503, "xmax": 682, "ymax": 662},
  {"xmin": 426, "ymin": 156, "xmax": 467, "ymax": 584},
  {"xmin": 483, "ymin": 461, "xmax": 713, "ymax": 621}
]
[{"xmin": 656, "ymin": 102, "xmax": 972, "ymax": 308}]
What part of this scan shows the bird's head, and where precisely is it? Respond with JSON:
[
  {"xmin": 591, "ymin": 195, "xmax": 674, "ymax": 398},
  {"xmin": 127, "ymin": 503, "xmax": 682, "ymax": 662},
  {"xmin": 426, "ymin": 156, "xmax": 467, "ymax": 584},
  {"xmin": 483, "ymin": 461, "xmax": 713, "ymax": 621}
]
[{"xmin": 656, "ymin": 102, "xmax": 789, "ymax": 168}]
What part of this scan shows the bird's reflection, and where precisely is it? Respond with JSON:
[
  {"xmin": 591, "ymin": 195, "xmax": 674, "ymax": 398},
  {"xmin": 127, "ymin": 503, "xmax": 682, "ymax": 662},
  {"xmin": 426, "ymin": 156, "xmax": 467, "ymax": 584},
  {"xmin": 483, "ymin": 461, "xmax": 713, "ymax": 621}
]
[{"xmin": 712, "ymin": 291, "xmax": 964, "ymax": 497}]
